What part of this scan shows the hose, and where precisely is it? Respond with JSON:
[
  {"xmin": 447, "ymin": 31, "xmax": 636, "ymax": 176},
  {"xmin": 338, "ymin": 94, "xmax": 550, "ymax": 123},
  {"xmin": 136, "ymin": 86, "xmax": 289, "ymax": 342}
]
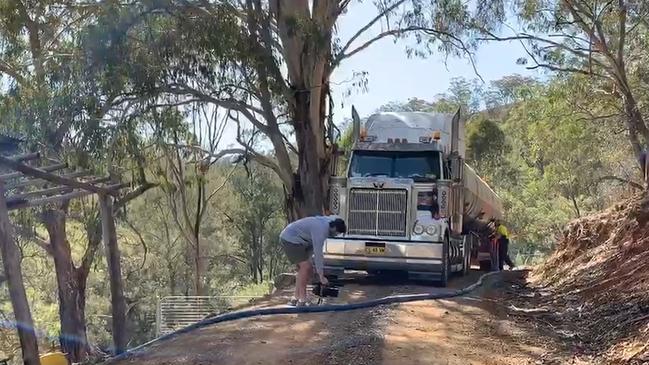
[{"xmin": 108, "ymin": 271, "xmax": 501, "ymax": 363}]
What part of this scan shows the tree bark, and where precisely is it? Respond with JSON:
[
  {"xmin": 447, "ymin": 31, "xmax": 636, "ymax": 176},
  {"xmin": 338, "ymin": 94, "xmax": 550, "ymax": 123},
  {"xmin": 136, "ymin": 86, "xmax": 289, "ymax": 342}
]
[
  {"xmin": 0, "ymin": 182, "xmax": 41, "ymax": 365},
  {"xmin": 99, "ymin": 195, "xmax": 128, "ymax": 355},
  {"xmin": 292, "ymin": 95, "xmax": 328, "ymax": 217},
  {"xmin": 192, "ymin": 233, "xmax": 206, "ymax": 296},
  {"xmin": 621, "ymin": 89, "xmax": 648, "ymax": 164},
  {"xmin": 42, "ymin": 209, "xmax": 88, "ymax": 363}
]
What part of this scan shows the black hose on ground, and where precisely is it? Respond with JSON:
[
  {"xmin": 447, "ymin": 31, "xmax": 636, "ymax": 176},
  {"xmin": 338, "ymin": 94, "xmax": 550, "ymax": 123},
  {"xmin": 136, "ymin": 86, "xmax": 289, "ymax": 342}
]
[{"xmin": 107, "ymin": 271, "xmax": 501, "ymax": 363}]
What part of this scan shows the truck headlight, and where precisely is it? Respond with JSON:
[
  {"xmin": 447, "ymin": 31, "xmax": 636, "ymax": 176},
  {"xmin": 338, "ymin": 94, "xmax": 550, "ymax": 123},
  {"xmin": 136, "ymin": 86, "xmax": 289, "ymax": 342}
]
[
  {"xmin": 413, "ymin": 224, "xmax": 424, "ymax": 235},
  {"xmin": 425, "ymin": 225, "xmax": 438, "ymax": 236}
]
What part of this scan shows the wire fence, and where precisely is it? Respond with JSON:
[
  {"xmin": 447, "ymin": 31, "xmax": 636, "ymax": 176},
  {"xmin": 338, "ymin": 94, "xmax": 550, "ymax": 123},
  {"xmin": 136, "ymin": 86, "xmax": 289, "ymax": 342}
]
[{"xmin": 156, "ymin": 296, "xmax": 263, "ymax": 336}]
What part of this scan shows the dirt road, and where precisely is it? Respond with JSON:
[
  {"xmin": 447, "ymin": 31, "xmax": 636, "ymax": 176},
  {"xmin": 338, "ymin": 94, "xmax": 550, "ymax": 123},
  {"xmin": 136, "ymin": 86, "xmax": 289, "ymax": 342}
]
[{"xmin": 109, "ymin": 271, "xmax": 577, "ymax": 365}]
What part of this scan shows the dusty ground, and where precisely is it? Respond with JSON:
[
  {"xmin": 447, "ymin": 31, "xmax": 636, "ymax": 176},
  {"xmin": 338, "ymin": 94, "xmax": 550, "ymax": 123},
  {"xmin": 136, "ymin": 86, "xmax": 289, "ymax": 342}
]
[{"xmin": 108, "ymin": 270, "xmax": 583, "ymax": 365}]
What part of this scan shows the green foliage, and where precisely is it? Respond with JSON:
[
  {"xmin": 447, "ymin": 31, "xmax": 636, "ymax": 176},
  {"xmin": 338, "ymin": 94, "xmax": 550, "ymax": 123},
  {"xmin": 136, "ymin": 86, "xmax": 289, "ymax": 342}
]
[{"xmin": 465, "ymin": 117, "xmax": 509, "ymax": 163}]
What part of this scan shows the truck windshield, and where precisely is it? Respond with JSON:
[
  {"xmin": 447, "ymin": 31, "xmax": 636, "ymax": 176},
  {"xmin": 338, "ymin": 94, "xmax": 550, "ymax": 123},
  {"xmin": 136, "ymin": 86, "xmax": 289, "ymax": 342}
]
[{"xmin": 349, "ymin": 151, "xmax": 442, "ymax": 181}]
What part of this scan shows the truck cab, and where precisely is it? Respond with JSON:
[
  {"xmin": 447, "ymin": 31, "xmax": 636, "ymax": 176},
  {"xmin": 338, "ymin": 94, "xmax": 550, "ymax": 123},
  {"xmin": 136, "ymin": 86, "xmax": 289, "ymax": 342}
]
[{"xmin": 324, "ymin": 110, "xmax": 503, "ymax": 285}]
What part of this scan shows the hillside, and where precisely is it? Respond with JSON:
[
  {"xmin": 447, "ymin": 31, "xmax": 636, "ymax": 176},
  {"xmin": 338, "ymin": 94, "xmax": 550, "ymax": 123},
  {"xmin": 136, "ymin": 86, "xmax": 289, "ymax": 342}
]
[{"xmin": 525, "ymin": 193, "xmax": 649, "ymax": 363}]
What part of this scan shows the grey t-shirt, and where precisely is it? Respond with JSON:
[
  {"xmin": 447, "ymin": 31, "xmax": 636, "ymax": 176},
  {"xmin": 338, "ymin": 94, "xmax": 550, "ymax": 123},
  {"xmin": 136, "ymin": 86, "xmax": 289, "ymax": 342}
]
[{"xmin": 280, "ymin": 216, "xmax": 333, "ymax": 275}]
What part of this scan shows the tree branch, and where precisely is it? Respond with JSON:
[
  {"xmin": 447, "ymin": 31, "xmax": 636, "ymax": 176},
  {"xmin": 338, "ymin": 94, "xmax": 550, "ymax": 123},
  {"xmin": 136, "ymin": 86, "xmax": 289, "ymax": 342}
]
[
  {"xmin": 230, "ymin": 110, "xmax": 293, "ymax": 187},
  {"xmin": 335, "ymin": 0, "xmax": 409, "ymax": 67},
  {"xmin": 166, "ymin": 144, "xmax": 245, "ymax": 165},
  {"xmin": 477, "ymin": 31, "xmax": 608, "ymax": 70},
  {"xmin": 157, "ymin": 84, "xmax": 269, "ymax": 133},
  {"xmin": 598, "ymin": 175, "xmax": 643, "ymax": 190},
  {"xmin": 114, "ymin": 182, "xmax": 159, "ymax": 211},
  {"xmin": 205, "ymin": 163, "xmax": 239, "ymax": 203},
  {"xmin": 333, "ymin": 26, "xmax": 479, "ymax": 76},
  {"xmin": 122, "ymin": 217, "xmax": 148, "ymax": 270},
  {"xmin": 616, "ymin": 0, "xmax": 627, "ymax": 68},
  {"xmin": 12, "ymin": 224, "xmax": 52, "ymax": 255}
]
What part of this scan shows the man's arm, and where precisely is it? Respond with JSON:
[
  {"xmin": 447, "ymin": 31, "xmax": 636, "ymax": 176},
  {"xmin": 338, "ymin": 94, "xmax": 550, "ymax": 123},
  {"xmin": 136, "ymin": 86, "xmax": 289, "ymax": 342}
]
[{"xmin": 310, "ymin": 227, "xmax": 328, "ymax": 277}]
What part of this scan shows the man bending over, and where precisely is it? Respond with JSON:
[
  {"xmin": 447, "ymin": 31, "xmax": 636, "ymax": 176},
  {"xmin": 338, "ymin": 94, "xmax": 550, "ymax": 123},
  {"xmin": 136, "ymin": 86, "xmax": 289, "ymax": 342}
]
[{"xmin": 280, "ymin": 216, "xmax": 346, "ymax": 306}]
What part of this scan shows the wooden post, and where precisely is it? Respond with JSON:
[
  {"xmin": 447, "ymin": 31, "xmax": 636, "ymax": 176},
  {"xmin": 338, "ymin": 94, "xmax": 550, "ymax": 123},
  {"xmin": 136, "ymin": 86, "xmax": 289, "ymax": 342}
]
[
  {"xmin": 99, "ymin": 195, "xmax": 128, "ymax": 354},
  {"xmin": 0, "ymin": 182, "xmax": 41, "ymax": 365}
]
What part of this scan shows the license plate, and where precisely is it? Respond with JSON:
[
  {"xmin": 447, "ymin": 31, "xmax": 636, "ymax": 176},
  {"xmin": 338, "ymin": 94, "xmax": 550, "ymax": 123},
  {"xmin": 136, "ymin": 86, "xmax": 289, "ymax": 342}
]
[{"xmin": 365, "ymin": 247, "xmax": 385, "ymax": 255}]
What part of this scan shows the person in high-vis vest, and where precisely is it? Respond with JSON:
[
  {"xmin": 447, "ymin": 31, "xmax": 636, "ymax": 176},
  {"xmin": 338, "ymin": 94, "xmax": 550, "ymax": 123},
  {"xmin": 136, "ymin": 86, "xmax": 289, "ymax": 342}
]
[{"xmin": 495, "ymin": 219, "xmax": 515, "ymax": 270}]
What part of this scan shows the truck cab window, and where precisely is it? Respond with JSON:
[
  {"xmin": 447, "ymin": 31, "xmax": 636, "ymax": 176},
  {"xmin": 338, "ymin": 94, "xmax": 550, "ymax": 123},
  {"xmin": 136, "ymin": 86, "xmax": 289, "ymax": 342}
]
[
  {"xmin": 349, "ymin": 153, "xmax": 392, "ymax": 177},
  {"xmin": 350, "ymin": 151, "xmax": 441, "ymax": 182}
]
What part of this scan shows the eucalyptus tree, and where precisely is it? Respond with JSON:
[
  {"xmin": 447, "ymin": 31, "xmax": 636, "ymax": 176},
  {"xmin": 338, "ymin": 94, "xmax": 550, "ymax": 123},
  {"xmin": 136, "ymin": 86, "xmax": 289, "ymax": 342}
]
[{"xmin": 481, "ymin": 0, "xmax": 649, "ymax": 162}]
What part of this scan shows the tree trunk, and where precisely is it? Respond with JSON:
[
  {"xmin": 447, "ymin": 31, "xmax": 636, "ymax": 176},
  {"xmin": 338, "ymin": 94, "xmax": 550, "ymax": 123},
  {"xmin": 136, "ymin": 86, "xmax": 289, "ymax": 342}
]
[
  {"xmin": 273, "ymin": 0, "xmax": 339, "ymax": 221},
  {"xmin": 257, "ymin": 230, "xmax": 264, "ymax": 283},
  {"xmin": 99, "ymin": 196, "xmax": 128, "ymax": 355},
  {"xmin": 192, "ymin": 233, "xmax": 206, "ymax": 296},
  {"xmin": 622, "ymin": 89, "xmax": 649, "ymax": 166},
  {"xmin": 0, "ymin": 183, "xmax": 41, "ymax": 365},
  {"xmin": 168, "ymin": 264, "xmax": 177, "ymax": 296},
  {"xmin": 42, "ymin": 209, "xmax": 88, "ymax": 363},
  {"xmin": 292, "ymin": 92, "xmax": 330, "ymax": 219}
]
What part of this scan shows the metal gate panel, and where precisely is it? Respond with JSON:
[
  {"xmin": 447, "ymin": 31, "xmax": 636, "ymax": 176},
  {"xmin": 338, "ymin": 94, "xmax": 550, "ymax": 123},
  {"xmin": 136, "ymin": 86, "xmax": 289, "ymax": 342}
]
[{"xmin": 156, "ymin": 296, "xmax": 261, "ymax": 335}]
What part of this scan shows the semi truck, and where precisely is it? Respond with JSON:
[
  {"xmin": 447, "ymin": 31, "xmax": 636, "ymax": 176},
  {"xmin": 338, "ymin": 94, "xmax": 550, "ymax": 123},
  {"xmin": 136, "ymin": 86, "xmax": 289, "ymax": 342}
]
[{"xmin": 323, "ymin": 108, "xmax": 503, "ymax": 286}]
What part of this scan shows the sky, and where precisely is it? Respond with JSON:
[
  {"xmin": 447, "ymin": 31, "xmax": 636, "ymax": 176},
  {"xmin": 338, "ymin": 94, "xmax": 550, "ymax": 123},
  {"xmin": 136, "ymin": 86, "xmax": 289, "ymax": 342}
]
[
  {"xmin": 331, "ymin": 1, "xmax": 540, "ymax": 119},
  {"xmin": 220, "ymin": 2, "xmax": 541, "ymax": 150}
]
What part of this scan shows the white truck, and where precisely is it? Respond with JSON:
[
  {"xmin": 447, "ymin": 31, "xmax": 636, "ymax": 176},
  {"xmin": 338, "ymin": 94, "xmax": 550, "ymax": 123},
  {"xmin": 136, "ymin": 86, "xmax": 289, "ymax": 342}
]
[{"xmin": 324, "ymin": 108, "xmax": 503, "ymax": 285}]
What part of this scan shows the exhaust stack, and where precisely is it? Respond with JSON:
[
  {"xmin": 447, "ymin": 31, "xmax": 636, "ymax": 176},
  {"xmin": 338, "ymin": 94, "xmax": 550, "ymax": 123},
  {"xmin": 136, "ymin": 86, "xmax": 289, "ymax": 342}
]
[
  {"xmin": 450, "ymin": 108, "xmax": 461, "ymax": 154},
  {"xmin": 351, "ymin": 106, "xmax": 361, "ymax": 144}
]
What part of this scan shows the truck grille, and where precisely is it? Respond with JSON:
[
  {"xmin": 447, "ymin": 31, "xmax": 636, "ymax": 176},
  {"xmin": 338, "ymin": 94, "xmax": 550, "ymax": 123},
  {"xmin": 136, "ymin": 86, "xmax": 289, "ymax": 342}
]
[{"xmin": 347, "ymin": 188, "xmax": 408, "ymax": 237}]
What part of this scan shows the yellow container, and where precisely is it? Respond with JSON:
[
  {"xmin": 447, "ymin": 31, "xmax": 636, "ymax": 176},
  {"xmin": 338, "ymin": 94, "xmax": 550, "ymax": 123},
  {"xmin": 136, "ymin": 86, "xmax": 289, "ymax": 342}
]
[{"xmin": 40, "ymin": 352, "xmax": 68, "ymax": 365}]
